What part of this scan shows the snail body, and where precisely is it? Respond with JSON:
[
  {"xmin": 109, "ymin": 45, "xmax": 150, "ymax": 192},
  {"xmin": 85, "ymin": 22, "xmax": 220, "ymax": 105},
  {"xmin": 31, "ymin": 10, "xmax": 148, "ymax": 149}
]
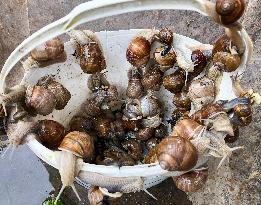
[
  {"xmin": 31, "ymin": 37, "xmax": 64, "ymax": 61},
  {"xmin": 215, "ymin": 0, "xmax": 245, "ymax": 25},
  {"xmin": 173, "ymin": 169, "xmax": 208, "ymax": 192},
  {"xmin": 157, "ymin": 136, "xmax": 198, "ymax": 171}
]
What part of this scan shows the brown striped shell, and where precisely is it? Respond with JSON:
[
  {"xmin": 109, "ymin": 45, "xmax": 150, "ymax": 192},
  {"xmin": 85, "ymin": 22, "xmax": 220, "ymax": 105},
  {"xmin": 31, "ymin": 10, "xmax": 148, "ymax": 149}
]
[
  {"xmin": 157, "ymin": 136, "xmax": 198, "ymax": 171},
  {"xmin": 173, "ymin": 169, "xmax": 208, "ymax": 192},
  {"xmin": 59, "ymin": 131, "xmax": 95, "ymax": 162}
]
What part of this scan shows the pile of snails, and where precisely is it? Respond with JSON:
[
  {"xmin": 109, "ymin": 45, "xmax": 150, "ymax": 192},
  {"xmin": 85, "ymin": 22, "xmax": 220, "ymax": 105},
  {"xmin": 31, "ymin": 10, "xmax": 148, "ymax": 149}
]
[{"xmin": 1, "ymin": 0, "xmax": 260, "ymax": 203}]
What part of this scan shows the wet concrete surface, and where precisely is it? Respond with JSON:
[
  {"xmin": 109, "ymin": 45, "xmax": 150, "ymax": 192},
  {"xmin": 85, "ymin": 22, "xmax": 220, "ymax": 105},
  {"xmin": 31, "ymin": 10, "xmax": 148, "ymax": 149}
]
[{"xmin": 0, "ymin": 0, "xmax": 261, "ymax": 204}]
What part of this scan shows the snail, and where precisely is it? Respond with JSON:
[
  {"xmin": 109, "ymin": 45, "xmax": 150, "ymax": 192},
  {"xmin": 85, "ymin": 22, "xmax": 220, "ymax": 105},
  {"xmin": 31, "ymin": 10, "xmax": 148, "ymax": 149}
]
[
  {"xmin": 173, "ymin": 168, "xmax": 208, "ymax": 192},
  {"xmin": 215, "ymin": 0, "xmax": 245, "ymax": 25},
  {"xmin": 122, "ymin": 139, "xmax": 142, "ymax": 161},
  {"xmin": 69, "ymin": 30, "xmax": 106, "ymax": 74},
  {"xmin": 136, "ymin": 127, "xmax": 155, "ymax": 141},
  {"xmin": 126, "ymin": 36, "xmax": 151, "ymax": 67},
  {"xmin": 25, "ymin": 85, "xmax": 56, "ymax": 116},
  {"xmin": 189, "ymin": 49, "xmax": 207, "ymax": 79},
  {"xmin": 87, "ymin": 72, "xmax": 110, "ymax": 92},
  {"xmin": 93, "ymin": 117, "xmax": 112, "ymax": 138},
  {"xmin": 81, "ymin": 98, "xmax": 102, "ymax": 117},
  {"xmin": 37, "ymin": 76, "xmax": 71, "ymax": 110},
  {"xmin": 173, "ymin": 92, "xmax": 191, "ymax": 112},
  {"xmin": 154, "ymin": 124, "xmax": 168, "ymax": 139},
  {"xmin": 31, "ymin": 37, "xmax": 65, "ymax": 62},
  {"xmin": 188, "ymin": 76, "xmax": 215, "ymax": 110},
  {"xmin": 163, "ymin": 68, "xmax": 186, "ymax": 94},
  {"xmin": 207, "ymin": 62, "xmax": 224, "ymax": 81},
  {"xmin": 157, "ymin": 27, "xmax": 173, "ymax": 46},
  {"xmin": 213, "ymin": 51, "xmax": 241, "ymax": 72},
  {"xmin": 141, "ymin": 67, "xmax": 163, "ymax": 91},
  {"xmin": 157, "ymin": 136, "xmax": 198, "ymax": 171},
  {"xmin": 56, "ymin": 131, "xmax": 95, "ymax": 202},
  {"xmin": 146, "ymin": 137, "xmax": 160, "ymax": 150},
  {"xmin": 69, "ymin": 116, "xmax": 93, "ymax": 133},
  {"xmin": 123, "ymin": 99, "xmax": 142, "ymax": 120},
  {"xmin": 154, "ymin": 46, "xmax": 176, "ymax": 71},
  {"xmin": 110, "ymin": 119, "xmax": 125, "ymax": 138},
  {"xmin": 212, "ymin": 35, "xmax": 235, "ymax": 56},
  {"xmin": 140, "ymin": 92, "xmax": 162, "ymax": 118},
  {"xmin": 0, "ymin": 105, "xmax": 5, "ymax": 118},
  {"xmin": 88, "ymin": 186, "xmax": 122, "ymax": 205},
  {"xmin": 126, "ymin": 69, "xmax": 143, "ymax": 99},
  {"xmin": 192, "ymin": 103, "xmax": 234, "ymax": 136},
  {"xmin": 37, "ymin": 120, "xmax": 65, "ymax": 149}
]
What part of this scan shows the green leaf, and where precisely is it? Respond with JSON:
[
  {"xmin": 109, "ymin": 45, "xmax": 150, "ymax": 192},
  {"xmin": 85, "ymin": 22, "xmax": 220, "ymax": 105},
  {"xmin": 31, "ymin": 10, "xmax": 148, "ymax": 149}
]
[{"xmin": 42, "ymin": 198, "xmax": 64, "ymax": 205}]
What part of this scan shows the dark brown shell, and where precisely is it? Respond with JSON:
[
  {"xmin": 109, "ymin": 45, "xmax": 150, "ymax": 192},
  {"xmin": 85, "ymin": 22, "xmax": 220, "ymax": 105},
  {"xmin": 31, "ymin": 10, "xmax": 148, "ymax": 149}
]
[
  {"xmin": 146, "ymin": 138, "xmax": 160, "ymax": 150},
  {"xmin": 88, "ymin": 186, "xmax": 120, "ymax": 205},
  {"xmin": 105, "ymin": 85, "xmax": 118, "ymax": 102},
  {"xmin": 157, "ymin": 136, "xmax": 198, "ymax": 171},
  {"xmin": 173, "ymin": 119, "xmax": 204, "ymax": 140},
  {"xmin": 163, "ymin": 68, "xmax": 185, "ymax": 94},
  {"xmin": 173, "ymin": 169, "xmax": 208, "ymax": 192},
  {"xmin": 154, "ymin": 124, "xmax": 168, "ymax": 139},
  {"xmin": 59, "ymin": 131, "xmax": 95, "ymax": 161},
  {"xmin": 154, "ymin": 47, "xmax": 176, "ymax": 68},
  {"xmin": 192, "ymin": 103, "xmax": 224, "ymax": 124},
  {"xmin": 31, "ymin": 37, "xmax": 64, "ymax": 61},
  {"xmin": 77, "ymin": 42, "xmax": 106, "ymax": 74},
  {"xmin": 122, "ymin": 119, "xmax": 141, "ymax": 131},
  {"xmin": 126, "ymin": 37, "xmax": 151, "ymax": 67},
  {"xmin": 69, "ymin": 116, "xmax": 93, "ymax": 133},
  {"xmin": 110, "ymin": 119, "xmax": 125, "ymax": 137},
  {"xmin": 122, "ymin": 139, "xmax": 142, "ymax": 161},
  {"xmin": 141, "ymin": 67, "xmax": 163, "ymax": 91},
  {"xmin": 190, "ymin": 50, "xmax": 207, "ymax": 78},
  {"xmin": 37, "ymin": 76, "xmax": 71, "ymax": 110},
  {"xmin": 37, "ymin": 120, "xmax": 65, "ymax": 149},
  {"xmin": 81, "ymin": 99, "xmax": 101, "ymax": 117},
  {"xmin": 25, "ymin": 85, "xmax": 56, "ymax": 116},
  {"xmin": 213, "ymin": 52, "xmax": 241, "ymax": 72},
  {"xmin": 158, "ymin": 27, "xmax": 173, "ymax": 45},
  {"xmin": 173, "ymin": 92, "xmax": 191, "ymax": 111},
  {"xmin": 216, "ymin": 0, "xmax": 245, "ymax": 25},
  {"xmin": 0, "ymin": 105, "xmax": 5, "ymax": 118},
  {"xmin": 93, "ymin": 117, "xmax": 112, "ymax": 138},
  {"xmin": 88, "ymin": 72, "xmax": 110, "ymax": 92},
  {"xmin": 233, "ymin": 103, "xmax": 252, "ymax": 118},
  {"xmin": 136, "ymin": 127, "xmax": 155, "ymax": 141}
]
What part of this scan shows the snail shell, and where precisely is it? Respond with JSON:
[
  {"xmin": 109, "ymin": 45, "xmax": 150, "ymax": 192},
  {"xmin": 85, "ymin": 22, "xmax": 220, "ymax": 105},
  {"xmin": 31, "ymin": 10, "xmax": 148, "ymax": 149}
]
[
  {"xmin": 0, "ymin": 105, "xmax": 5, "ymax": 118},
  {"xmin": 88, "ymin": 186, "xmax": 120, "ymax": 205},
  {"xmin": 37, "ymin": 76, "xmax": 71, "ymax": 110},
  {"xmin": 122, "ymin": 119, "xmax": 141, "ymax": 131},
  {"xmin": 126, "ymin": 71, "xmax": 143, "ymax": 99},
  {"xmin": 163, "ymin": 68, "xmax": 185, "ymax": 94},
  {"xmin": 93, "ymin": 117, "xmax": 112, "ymax": 138},
  {"xmin": 158, "ymin": 27, "xmax": 173, "ymax": 46},
  {"xmin": 157, "ymin": 136, "xmax": 198, "ymax": 171},
  {"xmin": 69, "ymin": 116, "xmax": 93, "ymax": 133},
  {"xmin": 142, "ymin": 114, "xmax": 162, "ymax": 128},
  {"xmin": 140, "ymin": 93, "xmax": 162, "ymax": 118},
  {"xmin": 154, "ymin": 46, "xmax": 176, "ymax": 70},
  {"xmin": 173, "ymin": 119, "xmax": 204, "ymax": 140},
  {"xmin": 88, "ymin": 72, "xmax": 110, "ymax": 92},
  {"xmin": 126, "ymin": 36, "xmax": 151, "ymax": 67},
  {"xmin": 77, "ymin": 42, "xmax": 106, "ymax": 74},
  {"xmin": 154, "ymin": 124, "xmax": 168, "ymax": 139},
  {"xmin": 144, "ymin": 147, "xmax": 158, "ymax": 164},
  {"xmin": 216, "ymin": 0, "xmax": 245, "ymax": 25},
  {"xmin": 146, "ymin": 137, "xmax": 160, "ymax": 150},
  {"xmin": 37, "ymin": 120, "xmax": 65, "ymax": 149},
  {"xmin": 136, "ymin": 127, "xmax": 155, "ymax": 141},
  {"xmin": 123, "ymin": 100, "xmax": 143, "ymax": 120},
  {"xmin": 59, "ymin": 131, "xmax": 95, "ymax": 162},
  {"xmin": 173, "ymin": 169, "xmax": 208, "ymax": 192},
  {"xmin": 31, "ymin": 37, "xmax": 64, "ymax": 61},
  {"xmin": 141, "ymin": 67, "xmax": 163, "ymax": 91},
  {"xmin": 81, "ymin": 98, "xmax": 101, "ymax": 117},
  {"xmin": 190, "ymin": 50, "xmax": 207, "ymax": 79},
  {"xmin": 25, "ymin": 85, "xmax": 56, "ymax": 116},
  {"xmin": 173, "ymin": 92, "xmax": 191, "ymax": 111},
  {"xmin": 213, "ymin": 52, "xmax": 241, "ymax": 72},
  {"xmin": 212, "ymin": 35, "xmax": 233, "ymax": 56},
  {"xmin": 122, "ymin": 139, "xmax": 142, "ymax": 161},
  {"xmin": 188, "ymin": 77, "xmax": 215, "ymax": 110}
]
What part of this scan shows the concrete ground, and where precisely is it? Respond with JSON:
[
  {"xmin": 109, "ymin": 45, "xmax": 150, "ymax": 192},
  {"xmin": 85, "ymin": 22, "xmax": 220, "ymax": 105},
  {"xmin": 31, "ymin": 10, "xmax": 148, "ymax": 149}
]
[{"xmin": 0, "ymin": 0, "xmax": 260, "ymax": 204}]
